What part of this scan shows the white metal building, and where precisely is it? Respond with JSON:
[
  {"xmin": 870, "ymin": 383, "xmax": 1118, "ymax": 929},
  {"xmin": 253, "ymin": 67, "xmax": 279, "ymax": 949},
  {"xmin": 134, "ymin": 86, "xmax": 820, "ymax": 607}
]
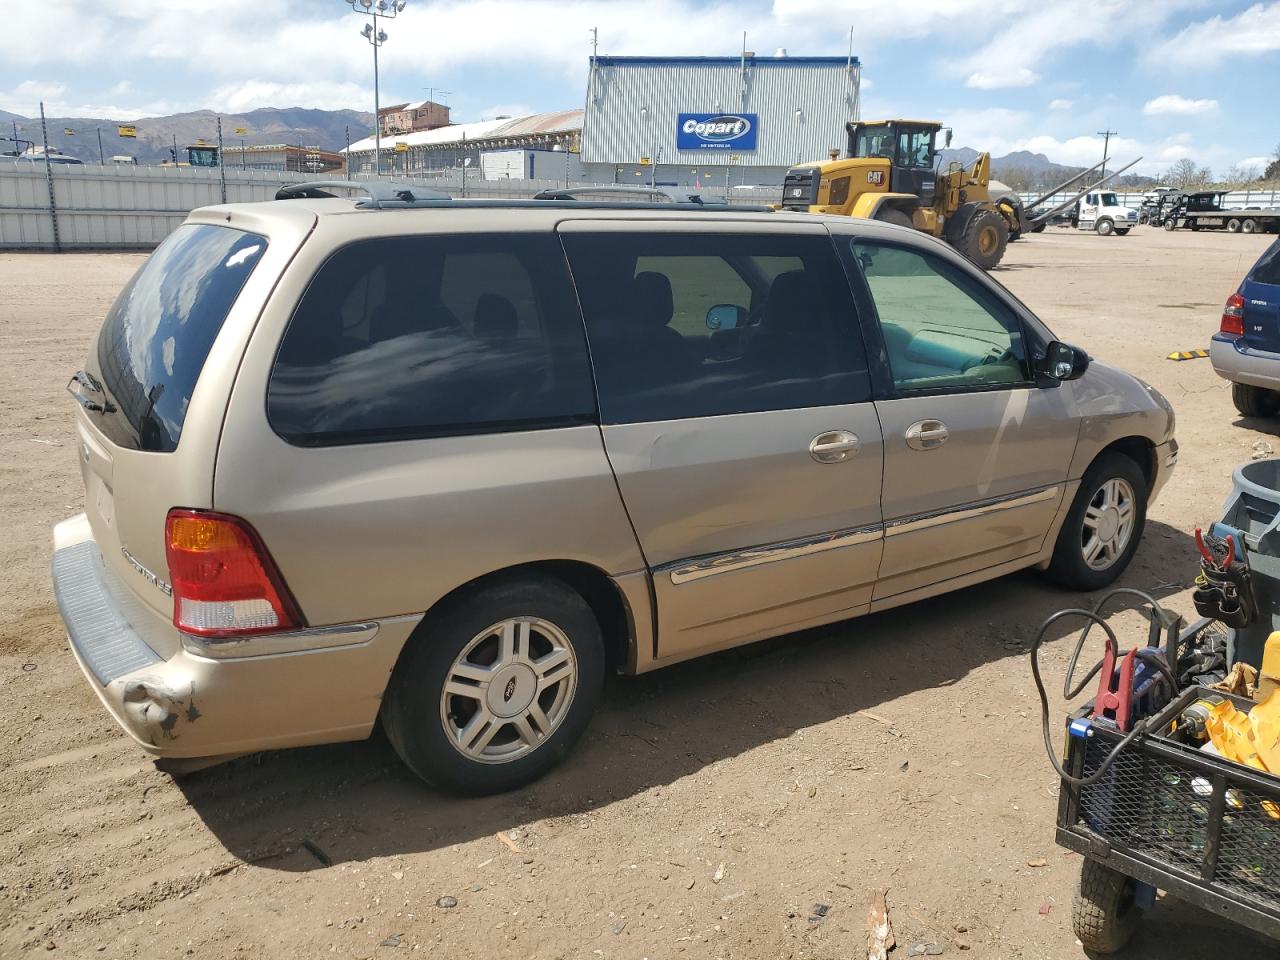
[{"xmin": 580, "ymin": 54, "xmax": 860, "ymax": 187}]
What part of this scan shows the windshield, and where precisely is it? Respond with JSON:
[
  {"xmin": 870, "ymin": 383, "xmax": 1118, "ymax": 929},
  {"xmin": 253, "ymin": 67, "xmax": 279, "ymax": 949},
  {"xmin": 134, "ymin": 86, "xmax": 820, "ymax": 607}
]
[
  {"xmin": 89, "ymin": 223, "xmax": 267, "ymax": 451},
  {"xmin": 1100, "ymin": 192, "xmax": 1119, "ymax": 207}
]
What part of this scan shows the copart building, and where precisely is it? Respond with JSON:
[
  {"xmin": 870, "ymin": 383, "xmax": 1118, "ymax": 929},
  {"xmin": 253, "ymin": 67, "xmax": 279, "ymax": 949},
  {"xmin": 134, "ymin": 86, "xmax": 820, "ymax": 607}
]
[
  {"xmin": 580, "ymin": 54, "xmax": 860, "ymax": 188},
  {"xmin": 342, "ymin": 52, "xmax": 860, "ymax": 187}
]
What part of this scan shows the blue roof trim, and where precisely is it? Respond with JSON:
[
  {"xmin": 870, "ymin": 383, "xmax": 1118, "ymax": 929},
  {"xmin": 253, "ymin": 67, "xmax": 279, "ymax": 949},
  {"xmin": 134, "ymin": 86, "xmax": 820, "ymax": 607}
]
[{"xmin": 592, "ymin": 55, "xmax": 859, "ymax": 67}]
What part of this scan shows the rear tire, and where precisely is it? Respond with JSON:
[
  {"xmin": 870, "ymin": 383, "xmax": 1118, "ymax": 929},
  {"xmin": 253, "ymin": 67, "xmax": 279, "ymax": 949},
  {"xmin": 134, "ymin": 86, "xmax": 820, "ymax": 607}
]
[
  {"xmin": 1114, "ymin": 227, "xmax": 1130, "ymax": 236},
  {"xmin": 1072, "ymin": 860, "xmax": 1143, "ymax": 954},
  {"xmin": 1227, "ymin": 218, "xmax": 1242, "ymax": 233},
  {"xmin": 1232, "ymin": 382, "xmax": 1280, "ymax": 418},
  {"xmin": 1242, "ymin": 218, "xmax": 1259, "ymax": 234},
  {"xmin": 954, "ymin": 207, "xmax": 1009, "ymax": 270},
  {"xmin": 382, "ymin": 574, "xmax": 605, "ymax": 795},
  {"xmin": 874, "ymin": 207, "xmax": 914, "ymax": 230},
  {"xmin": 1045, "ymin": 451, "xmax": 1148, "ymax": 591}
]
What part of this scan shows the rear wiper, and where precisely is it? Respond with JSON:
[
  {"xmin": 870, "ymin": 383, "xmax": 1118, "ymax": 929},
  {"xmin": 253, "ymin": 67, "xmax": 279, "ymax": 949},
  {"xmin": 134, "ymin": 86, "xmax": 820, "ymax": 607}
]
[
  {"xmin": 66, "ymin": 373, "xmax": 116, "ymax": 413},
  {"xmin": 69, "ymin": 369, "xmax": 106, "ymax": 394}
]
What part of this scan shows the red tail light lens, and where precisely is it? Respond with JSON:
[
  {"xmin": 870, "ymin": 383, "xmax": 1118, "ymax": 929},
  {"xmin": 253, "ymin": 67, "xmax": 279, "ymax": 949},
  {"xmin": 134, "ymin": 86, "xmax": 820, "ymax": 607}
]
[
  {"xmin": 165, "ymin": 509, "xmax": 303, "ymax": 638},
  {"xmin": 1220, "ymin": 292, "xmax": 1245, "ymax": 337}
]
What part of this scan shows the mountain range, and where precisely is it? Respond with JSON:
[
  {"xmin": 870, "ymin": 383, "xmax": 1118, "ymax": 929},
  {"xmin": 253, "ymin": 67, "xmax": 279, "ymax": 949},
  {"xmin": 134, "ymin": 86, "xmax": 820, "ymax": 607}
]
[{"xmin": 2, "ymin": 107, "xmax": 374, "ymax": 164}]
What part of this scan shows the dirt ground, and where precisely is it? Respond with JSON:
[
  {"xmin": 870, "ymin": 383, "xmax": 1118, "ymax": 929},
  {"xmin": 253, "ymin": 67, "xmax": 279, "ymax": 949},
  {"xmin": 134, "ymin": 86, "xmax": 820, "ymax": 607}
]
[{"xmin": 2, "ymin": 227, "xmax": 1278, "ymax": 960}]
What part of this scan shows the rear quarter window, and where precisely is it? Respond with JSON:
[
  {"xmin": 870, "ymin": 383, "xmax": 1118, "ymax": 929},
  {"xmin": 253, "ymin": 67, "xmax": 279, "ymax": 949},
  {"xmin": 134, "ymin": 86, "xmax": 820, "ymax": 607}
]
[
  {"xmin": 267, "ymin": 233, "xmax": 596, "ymax": 445},
  {"xmin": 1250, "ymin": 239, "xmax": 1280, "ymax": 286},
  {"xmin": 91, "ymin": 224, "xmax": 267, "ymax": 452}
]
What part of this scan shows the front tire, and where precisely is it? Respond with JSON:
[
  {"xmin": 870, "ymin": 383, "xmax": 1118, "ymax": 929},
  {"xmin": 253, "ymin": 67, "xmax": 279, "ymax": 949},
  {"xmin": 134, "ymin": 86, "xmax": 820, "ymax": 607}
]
[
  {"xmin": 1096, "ymin": 219, "xmax": 1115, "ymax": 236},
  {"xmin": 382, "ymin": 574, "xmax": 605, "ymax": 795},
  {"xmin": 1045, "ymin": 451, "xmax": 1148, "ymax": 590},
  {"xmin": 874, "ymin": 207, "xmax": 914, "ymax": 230},
  {"xmin": 1227, "ymin": 218, "xmax": 1242, "ymax": 233},
  {"xmin": 1232, "ymin": 382, "xmax": 1280, "ymax": 417},
  {"xmin": 1072, "ymin": 860, "xmax": 1143, "ymax": 954},
  {"xmin": 1163, "ymin": 219, "xmax": 1177, "ymax": 231},
  {"xmin": 954, "ymin": 207, "xmax": 1009, "ymax": 270}
]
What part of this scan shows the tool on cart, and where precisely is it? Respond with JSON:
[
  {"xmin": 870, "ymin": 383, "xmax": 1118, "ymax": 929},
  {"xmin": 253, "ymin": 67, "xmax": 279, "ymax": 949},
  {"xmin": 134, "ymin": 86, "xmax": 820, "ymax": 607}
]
[
  {"xmin": 1192, "ymin": 523, "xmax": 1257, "ymax": 628},
  {"xmin": 1031, "ymin": 588, "xmax": 1179, "ymax": 787}
]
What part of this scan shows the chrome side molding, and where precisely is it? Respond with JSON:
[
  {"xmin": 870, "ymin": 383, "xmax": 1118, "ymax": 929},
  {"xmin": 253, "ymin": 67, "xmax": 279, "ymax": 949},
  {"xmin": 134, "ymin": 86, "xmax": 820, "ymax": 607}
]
[
  {"xmin": 662, "ymin": 524, "xmax": 883, "ymax": 585},
  {"xmin": 884, "ymin": 485, "xmax": 1061, "ymax": 538},
  {"xmin": 661, "ymin": 485, "xmax": 1062, "ymax": 585}
]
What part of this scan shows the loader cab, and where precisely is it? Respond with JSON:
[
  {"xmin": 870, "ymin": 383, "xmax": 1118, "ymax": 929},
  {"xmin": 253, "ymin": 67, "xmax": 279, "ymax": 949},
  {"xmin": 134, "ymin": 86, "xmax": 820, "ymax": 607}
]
[{"xmin": 847, "ymin": 120, "xmax": 942, "ymax": 205}]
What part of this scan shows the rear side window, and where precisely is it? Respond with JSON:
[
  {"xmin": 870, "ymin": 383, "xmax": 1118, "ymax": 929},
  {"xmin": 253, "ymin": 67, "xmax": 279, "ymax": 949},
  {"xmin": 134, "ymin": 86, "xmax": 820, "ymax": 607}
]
[
  {"xmin": 268, "ymin": 234, "xmax": 595, "ymax": 445},
  {"xmin": 562, "ymin": 232, "xmax": 870, "ymax": 424},
  {"xmin": 1250, "ymin": 239, "xmax": 1280, "ymax": 286},
  {"xmin": 92, "ymin": 224, "xmax": 267, "ymax": 452}
]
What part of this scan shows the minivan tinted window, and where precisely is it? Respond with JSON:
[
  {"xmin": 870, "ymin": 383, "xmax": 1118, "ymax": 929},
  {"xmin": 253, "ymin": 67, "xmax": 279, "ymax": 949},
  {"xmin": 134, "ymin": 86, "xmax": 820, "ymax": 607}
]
[
  {"xmin": 90, "ymin": 224, "xmax": 267, "ymax": 452},
  {"xmin": 268, "ymin": 234, "xmax": 595, "ymax": 445},
  {"xmin": 562, "ymin": 233, "xmax": 870, "ymax": 424}
]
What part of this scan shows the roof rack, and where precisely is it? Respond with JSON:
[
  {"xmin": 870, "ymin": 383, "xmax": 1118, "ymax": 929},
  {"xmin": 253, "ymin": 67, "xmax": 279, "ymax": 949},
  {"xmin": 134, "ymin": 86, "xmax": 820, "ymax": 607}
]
[
  {"xmin": 531, "ymin": 184, "xmax": 728, "ymax": 206},
  {"xmin": 274, "ymin": 180, "xmax": 452, "ymax": 208}
]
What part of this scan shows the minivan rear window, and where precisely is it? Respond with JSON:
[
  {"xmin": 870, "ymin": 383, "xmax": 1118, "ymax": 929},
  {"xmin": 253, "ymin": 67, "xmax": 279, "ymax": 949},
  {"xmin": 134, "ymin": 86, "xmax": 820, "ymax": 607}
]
[
  {"xmin": 91, "ymin": 224, "xmax": 267, "ymax": 452},
  {"xmin": 267, "ymin": 234, "xmax": 595, "ymax": 446}
]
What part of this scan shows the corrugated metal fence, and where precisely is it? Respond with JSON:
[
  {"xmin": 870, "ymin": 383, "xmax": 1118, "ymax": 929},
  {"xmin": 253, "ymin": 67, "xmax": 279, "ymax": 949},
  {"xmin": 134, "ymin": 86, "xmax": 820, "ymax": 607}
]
[{"xmin": 0, "ymin": 163, "xmax": 778, "ymax": 250}]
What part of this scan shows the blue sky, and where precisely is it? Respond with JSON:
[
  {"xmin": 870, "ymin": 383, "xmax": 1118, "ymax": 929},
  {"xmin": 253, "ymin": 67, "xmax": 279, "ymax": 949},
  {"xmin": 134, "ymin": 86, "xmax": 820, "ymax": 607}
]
[{"xmin": 1, "ymin": 0, "xmax": 1278, "ymax": 176}]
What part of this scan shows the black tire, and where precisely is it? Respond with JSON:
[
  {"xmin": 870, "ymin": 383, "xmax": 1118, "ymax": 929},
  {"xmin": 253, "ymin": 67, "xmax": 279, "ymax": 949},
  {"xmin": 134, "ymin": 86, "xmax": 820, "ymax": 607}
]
[
  {"xmin": 1227, "ymin": 218, "xmax": 1242, "ymax": 233},
  {"xmin": 382, "ymin": 574, "xmax": 605, "ymax": 795},
  {"xmin": 1242, "ymin": 218, "xmax": 1259, "ymax": 234},
  {"xmin": 1232, "ymin": 382, "xmax": 1280, "ymax": 417},
  {"xmin": 1096, "ymin": 218, "xmax": 1115, "ymax": 236},
  {"xmin": 954, "ymin": 207, "xmax": 1009, "ymax": 270},
  {"xmin": 1072, "ymin": 860, "xmax": 1143, "ymax": 954},
  {"xmin": 1114, "ymin": 227, "xmax": 1130, "ymax": 236},
  {"xmin": 1163, "ymin": 219, "xmax": 1176, "ymax": 231},
  {"xmin": 1045, "ymin": 451, "xmax": 1148, "ymax": 591},
  {"xmin": 874, "ymin": 207, "xmax": 914, "ymax": 229}
]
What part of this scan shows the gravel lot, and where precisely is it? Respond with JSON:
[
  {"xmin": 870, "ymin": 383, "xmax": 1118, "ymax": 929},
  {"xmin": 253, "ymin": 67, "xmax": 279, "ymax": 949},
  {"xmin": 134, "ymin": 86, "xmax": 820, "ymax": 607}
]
[{"xmin": 1, "ymin": 227, "xmax": 1277, "ymax": 959}]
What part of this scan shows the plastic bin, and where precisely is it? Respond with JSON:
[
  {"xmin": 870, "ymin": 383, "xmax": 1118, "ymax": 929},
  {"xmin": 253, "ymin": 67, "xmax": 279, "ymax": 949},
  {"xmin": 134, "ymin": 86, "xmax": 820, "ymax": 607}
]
[{"xmin": 1219, "ymin": 459, "xmax": 1280, "ymax": 668}]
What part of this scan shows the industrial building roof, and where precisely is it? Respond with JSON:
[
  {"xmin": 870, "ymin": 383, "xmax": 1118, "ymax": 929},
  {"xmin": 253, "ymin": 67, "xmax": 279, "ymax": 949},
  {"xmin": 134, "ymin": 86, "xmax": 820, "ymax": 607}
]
[
  {"xmin": 591, "ymin": 55, "xmax": 860, "ymax": 66},
  {"xmin": 345, "ymin": 109, "xmax": 583, "ymax": 153}
]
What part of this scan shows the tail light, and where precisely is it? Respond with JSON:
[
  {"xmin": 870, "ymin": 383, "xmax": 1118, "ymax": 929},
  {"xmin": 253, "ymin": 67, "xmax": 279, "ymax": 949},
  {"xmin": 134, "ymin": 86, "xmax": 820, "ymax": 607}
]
[
  {"xmin": 165, "ymin": 509, "xmax": 303, "ymax": 638},
  {"xmin": 1220, "ymin": 292, "xmax": 1245, "ymax": 337}
]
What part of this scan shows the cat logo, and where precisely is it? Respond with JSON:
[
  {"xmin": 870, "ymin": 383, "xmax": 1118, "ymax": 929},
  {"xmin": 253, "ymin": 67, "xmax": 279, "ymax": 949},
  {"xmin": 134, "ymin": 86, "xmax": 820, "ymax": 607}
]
[{"xmin": 867, "ymin": 171, "xmax": 884, "ymax": 185}]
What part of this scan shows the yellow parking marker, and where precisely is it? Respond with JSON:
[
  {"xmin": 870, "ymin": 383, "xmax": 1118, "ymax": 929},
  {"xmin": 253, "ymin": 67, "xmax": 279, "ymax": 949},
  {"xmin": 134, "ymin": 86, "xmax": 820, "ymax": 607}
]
[{"xmin": 1167, "ymin": 349, "xmax": 1209, "ymax": 361}]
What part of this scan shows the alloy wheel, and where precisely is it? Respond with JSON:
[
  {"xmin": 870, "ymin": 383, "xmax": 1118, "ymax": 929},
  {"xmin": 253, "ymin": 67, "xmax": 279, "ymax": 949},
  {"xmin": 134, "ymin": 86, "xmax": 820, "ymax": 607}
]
[
  {"xmin": 1081, "ymin": 477, "xmax": 1136, "ymax": 570},
  {"xmin": 439, "ymin": 617, "xmax": 578, "ymax": 764}
]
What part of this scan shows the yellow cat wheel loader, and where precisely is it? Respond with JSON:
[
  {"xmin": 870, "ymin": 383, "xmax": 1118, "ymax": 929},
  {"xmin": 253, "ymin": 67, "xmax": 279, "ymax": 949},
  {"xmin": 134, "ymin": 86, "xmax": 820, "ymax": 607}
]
[{"xmin": 780, "ymin": 119, "xmax": 1019, "ymax": 270}]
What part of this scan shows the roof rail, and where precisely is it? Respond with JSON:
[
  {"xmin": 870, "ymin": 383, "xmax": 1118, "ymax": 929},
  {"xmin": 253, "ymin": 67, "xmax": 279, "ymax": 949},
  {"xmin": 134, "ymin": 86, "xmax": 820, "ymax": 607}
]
[
  {"xmin": 531, "ymin": 184, "xmax": 728, "ymax": 206},
  {"xmin": 274, "ymin": 180, "xmax": 452, "ymax": 208}
]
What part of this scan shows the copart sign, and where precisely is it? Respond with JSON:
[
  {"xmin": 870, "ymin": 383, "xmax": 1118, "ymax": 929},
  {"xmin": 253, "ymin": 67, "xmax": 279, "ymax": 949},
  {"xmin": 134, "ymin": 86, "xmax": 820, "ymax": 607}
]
[{"xmin": 676, "ymin": 113, "xmax": 758, "ymax": 151}]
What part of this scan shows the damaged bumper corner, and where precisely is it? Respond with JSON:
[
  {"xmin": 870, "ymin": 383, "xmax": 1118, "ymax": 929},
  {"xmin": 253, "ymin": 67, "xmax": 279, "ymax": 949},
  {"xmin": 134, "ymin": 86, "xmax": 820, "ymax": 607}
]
[{"xmin": 52, "ymin": 516, "xmax": 422, "ymax": 759}]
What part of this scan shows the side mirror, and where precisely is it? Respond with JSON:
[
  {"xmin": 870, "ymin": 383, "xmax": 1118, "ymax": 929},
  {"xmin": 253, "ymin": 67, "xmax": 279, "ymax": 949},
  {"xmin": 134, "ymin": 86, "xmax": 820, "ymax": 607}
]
[
  {"xmin": 706, "ymin": 304, "xmax": 745, "ymax": 331},
  {"xmin": 1041, "ymin": 341, "xmax": 1089, "ymax": 381}
]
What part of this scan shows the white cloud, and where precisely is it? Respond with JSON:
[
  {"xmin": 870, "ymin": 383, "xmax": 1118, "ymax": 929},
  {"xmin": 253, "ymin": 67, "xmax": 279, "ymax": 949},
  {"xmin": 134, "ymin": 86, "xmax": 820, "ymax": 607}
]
[
  {"xmin": 1238, "ymin": 155, "xmax": 1272, "ymax": 171},
  {"xmin": 967, "ymin": 67, "xmax": 1038, "ymax": 89},
  {"xmin": 0, "ymin": 80, "xmax": 179, "ymax": 119},
  {"xmin": 1048, "ymin": 98, "xmax": 1074, "ymax": 110},
  {"xmin": 206, "ymin": 80, "xmax": 374, "ymax": 115},
  {"xmin": 1149, "ymin": 2, "xmax": 1280, "ymax": 66},
  {"xmin": 475, "ymin": 103, "xmax": 538, "ymax": 120},
  {"xmin": 1143, "ymin": 94, "xmax": 1218, "ymax": 116}
]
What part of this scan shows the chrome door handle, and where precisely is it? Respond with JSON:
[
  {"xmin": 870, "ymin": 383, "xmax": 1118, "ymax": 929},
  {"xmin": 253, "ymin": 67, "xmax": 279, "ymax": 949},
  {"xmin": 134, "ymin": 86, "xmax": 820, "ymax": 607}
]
[
  {"xmin": 809, "ymin": 430, "xmax": 860, "ymax": 463},
  {"xmin": 905, "ymin": 419, "xmax": 949, "ymax": 451}
]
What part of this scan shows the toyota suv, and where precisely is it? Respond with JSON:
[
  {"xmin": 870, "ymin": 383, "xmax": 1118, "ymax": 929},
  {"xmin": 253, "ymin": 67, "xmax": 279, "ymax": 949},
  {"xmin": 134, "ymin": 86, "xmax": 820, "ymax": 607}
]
[{"xmin": 53, "ymin": 183, "xmax": 1178, "ymax": 795}]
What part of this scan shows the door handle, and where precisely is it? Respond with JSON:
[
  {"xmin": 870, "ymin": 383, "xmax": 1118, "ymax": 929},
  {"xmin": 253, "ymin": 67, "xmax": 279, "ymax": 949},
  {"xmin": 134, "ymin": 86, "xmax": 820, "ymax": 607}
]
[
  {"xmin": 905, "ymin": 419, "xmax": 949, "ymax": 451},
  {"xmin": 809, "ymin": 430, "xmax": 860, "ymax": 463}
]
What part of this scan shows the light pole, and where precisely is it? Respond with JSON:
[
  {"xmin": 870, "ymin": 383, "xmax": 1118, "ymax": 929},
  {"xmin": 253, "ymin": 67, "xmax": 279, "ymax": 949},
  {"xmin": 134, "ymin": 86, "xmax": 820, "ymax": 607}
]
[
  {"xmin": 1097, "ymin": 129, "xmax": 1117, "ymax": 180},
  {"xmin": 345, "ymin": 0, "xmax": 406, "ymax": 176}
]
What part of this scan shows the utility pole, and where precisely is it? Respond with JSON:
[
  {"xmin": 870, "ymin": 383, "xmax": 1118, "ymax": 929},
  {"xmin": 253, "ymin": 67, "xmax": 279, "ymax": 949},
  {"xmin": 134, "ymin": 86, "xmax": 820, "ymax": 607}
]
[
  {"xmin": 96, "ymin": 128, "xmax": 104, "ymax": 165},
  {"xmin": 1097, "ymin": 129, "xmax": 1117, "ymax": 179},
  {"xmin": 216, "ymin": 116, "xmax": 227, "ymax": 203},
  {"xmin": 39, "ymin": 102, "xmax": 60, "ymax": 251}
]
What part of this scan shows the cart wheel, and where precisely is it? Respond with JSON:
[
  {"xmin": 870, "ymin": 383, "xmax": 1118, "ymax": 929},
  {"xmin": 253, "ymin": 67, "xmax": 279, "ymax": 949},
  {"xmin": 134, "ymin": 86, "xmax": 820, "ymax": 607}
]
[{"xmin": 1073, "ymin": 860, "xmax": 1143, "ymax": 954}]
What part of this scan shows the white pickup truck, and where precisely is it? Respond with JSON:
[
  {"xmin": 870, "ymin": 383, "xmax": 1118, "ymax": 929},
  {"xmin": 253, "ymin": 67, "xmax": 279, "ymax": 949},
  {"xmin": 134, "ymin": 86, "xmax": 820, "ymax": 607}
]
[{"xmin": 1076, "ymin": 190, "xmax": 1140, "ymax": 236}]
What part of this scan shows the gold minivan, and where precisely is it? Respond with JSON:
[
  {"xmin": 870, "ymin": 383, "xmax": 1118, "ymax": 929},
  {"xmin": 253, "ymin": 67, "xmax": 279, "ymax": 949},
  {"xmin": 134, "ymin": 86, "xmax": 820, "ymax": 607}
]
[{"xmin": 53, "ymin": 184, "xmax": 1177, "ymax": 794}]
